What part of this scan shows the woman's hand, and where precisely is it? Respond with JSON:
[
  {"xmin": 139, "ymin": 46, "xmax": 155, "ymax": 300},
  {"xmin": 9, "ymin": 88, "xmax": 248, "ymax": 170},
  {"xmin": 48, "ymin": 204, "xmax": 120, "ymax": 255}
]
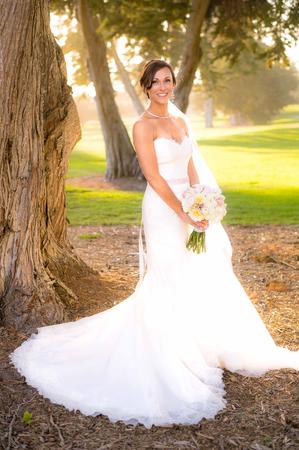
[
  {"xmin": 177, "ymin": 210, "xmax": 209, "ymax": 231},
  {"xmin": 194, "ymin": 219, "xmax": 209, "ymax": 231}
]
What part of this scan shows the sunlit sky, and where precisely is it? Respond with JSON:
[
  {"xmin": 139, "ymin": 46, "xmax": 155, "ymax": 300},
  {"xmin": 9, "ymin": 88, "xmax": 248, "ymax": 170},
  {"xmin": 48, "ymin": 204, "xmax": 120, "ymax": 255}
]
[{"xmin": 50, "ymin": 13, "xmax": 299, "ymax": 98}]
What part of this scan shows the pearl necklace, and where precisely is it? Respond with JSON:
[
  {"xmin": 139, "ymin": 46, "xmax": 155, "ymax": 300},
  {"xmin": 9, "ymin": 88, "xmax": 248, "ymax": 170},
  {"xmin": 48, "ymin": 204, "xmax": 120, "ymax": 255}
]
[{"xmin": 146, "ymin": 109, "xmax": 170, "ymax": 119}]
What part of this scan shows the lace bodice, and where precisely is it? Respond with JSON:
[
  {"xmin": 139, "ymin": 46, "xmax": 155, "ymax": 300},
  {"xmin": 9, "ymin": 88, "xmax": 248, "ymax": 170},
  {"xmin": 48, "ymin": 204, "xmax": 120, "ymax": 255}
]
[{"xmin": 153, "ymin": 136, "xmax": 192, "ymax": 180}]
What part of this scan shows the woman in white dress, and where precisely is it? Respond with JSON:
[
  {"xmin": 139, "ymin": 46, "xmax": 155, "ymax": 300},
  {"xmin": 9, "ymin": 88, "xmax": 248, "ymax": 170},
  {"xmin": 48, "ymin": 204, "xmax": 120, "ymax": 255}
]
[{"xmin": 10, "ymin": 59, "xmax": 299, "ymax": 429}]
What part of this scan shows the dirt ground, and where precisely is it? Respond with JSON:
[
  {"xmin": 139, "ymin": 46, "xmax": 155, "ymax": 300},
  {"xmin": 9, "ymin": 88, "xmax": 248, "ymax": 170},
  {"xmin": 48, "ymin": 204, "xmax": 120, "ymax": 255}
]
[{"xmin": 1, "ymin": 224, "xmax": 299, "ymax": 450}]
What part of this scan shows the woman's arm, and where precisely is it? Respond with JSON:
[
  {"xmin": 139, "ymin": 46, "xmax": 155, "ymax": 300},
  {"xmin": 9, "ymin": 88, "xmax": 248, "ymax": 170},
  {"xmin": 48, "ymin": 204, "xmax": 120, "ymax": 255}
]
[
  {"xmin": 175, "ymin": 117, "xmax": 200, "ymax": 186},
  {"xmin": 132, "ymin": 120, "xmax": 183, "ymax": 215},
  {"xmin": 132, "ymin": 120, "xmax": 206, "ymax": 229},
  {"xmin": 187, "ymin": 156, "xmax": 199, "ymax": 186}
]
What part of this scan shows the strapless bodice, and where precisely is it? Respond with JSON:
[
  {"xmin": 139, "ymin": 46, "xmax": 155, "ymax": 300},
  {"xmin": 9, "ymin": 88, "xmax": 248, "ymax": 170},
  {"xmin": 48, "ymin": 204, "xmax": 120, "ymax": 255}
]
[{"xmin": 153, "ymin": 136, "xmax": 192, "ymax": 180}]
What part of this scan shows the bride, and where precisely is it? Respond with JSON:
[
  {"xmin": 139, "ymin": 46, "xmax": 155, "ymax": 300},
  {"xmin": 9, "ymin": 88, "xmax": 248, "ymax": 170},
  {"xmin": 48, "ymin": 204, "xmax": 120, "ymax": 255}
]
[{"xmin": 10, "ymin": 59, "xmax": 299, "ymax": 429}]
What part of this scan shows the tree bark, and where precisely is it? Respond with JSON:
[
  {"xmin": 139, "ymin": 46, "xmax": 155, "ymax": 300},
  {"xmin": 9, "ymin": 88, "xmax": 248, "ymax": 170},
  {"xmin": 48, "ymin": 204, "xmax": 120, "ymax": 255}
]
[
  {"xmin": 175, "ymin": 0, "xmax": 211, "ymax": 112},
  {"xmin": 78, "ymin": 0, "xmax": 141, "ymax": 180},
  {"xmin": 110, "ymin": 40, "xmax": 145, "ymax": 116},
  {"xmin": 0, "ymin": 0, "xmax": 90, "ymax": 331}
]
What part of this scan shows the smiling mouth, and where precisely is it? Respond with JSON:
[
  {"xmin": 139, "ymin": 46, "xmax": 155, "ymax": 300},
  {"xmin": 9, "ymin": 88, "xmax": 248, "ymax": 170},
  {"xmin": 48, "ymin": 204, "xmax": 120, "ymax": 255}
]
[{"xmin": 157, "ymin": 93, "xmax": 168, "ymax": 97}]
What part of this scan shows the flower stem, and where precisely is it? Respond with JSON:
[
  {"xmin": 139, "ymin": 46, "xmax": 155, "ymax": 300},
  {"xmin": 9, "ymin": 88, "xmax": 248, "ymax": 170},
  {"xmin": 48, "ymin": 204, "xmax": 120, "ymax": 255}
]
[{"xmin": 186, "ymin": 230, "xmax": 206, "ymax": 253}]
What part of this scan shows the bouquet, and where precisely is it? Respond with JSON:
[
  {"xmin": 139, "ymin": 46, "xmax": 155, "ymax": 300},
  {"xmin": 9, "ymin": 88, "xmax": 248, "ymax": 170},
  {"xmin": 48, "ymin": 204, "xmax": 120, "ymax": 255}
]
[{"xmin": 182, "ymin": 184, "xmax": 227, "ymax": 253}]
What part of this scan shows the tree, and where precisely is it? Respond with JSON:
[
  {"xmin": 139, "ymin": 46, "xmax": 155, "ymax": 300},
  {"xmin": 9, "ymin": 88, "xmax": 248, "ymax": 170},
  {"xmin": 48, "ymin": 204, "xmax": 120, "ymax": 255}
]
[
  {"xmin": 176, "ymin": 0, "xmax": 299, "ymax": 112},
  {"xmin": 51, "ymin": 0, "xmax": 188, "ymax": 178},
  {"xmin": 77, "ymin": 0, "xmax": 141, "ymax": 180},
  {"xmin": 214, "ymin": 57, "xmax": 298, "ymax": 124},
  {"xmin": 175, "ymin": 0, "xmax": 211, "ymax": 112},
  {"xmin": 76, "ymin": 1, "xmax": 299, "ymax": 115},
  {"xmin": 0, "ymin": 0, "xmax": 92, "ymax": 331},
  {"xmin": 52, "ymin": 0, "xmax": 299, "ymax": 128},
  {"xmin": 60, "ymin": 17, "xmax": 90, "ymax": 87},
  {"xmin": 59, "ymin": 21, "xmax": 145, "ymax": 115},
  {"xmin": 110, "ymin": 40, "xmax": 145, "ymax": 115},
  {"xmin": 205, "ymin": 0, "xmax": 299, "ymax": 67}
]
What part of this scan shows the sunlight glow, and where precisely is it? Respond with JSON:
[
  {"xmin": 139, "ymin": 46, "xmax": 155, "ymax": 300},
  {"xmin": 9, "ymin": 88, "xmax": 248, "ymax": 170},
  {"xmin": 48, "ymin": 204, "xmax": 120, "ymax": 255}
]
[{"xmin": 50, "ymin": 12, "xmax": 299, "ymax": 99}]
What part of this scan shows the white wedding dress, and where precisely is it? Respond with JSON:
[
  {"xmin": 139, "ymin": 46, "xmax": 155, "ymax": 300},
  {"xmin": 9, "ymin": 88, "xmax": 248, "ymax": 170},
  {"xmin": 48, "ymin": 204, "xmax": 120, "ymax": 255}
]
[{"xmin": 10, "ymin": 135, "xmax": 299, "ymax": 429}]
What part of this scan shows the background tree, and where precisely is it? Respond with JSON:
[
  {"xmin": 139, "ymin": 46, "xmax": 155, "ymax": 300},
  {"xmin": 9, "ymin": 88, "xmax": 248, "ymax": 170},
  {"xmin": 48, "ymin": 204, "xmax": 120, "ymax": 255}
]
[
  {"xmin": 109, "ymin": 39, "xmax": 145, "ymax": 115},
  {"xmin": 198, "ymin": 34, "xmax": 229, "ymax": 127},
  {"xmin": 51, "ymin": 0, "xmax": 189, "ymax": 178},
  {"xmin": 175, "ymin": 0, "xmax": 299, "ymax": 111},
  {"xmin": 205, "ymin": 0, "xmax": 299, "ymax": 67},
  {"xmin": 54, "ymin": 0, "xmax": 299, "ymax": 117},
  {"xmin": 0, "ymin": 0, "xmax": 93, "ymax": 331},
  {"xmin": 77, "ymin": 0, "xmax": 141, "ymax": 180},
  {"xmin": 174, "ymin": 0, "xmax": 210, "ymax": 111},
  {"xmin": 57, "ymin": 16, "xmax": 90, "ymax": 87},
  {"xmin": 214, "ymin": 57, "xmax": 298, "ymax": 124},
  {"xmin": 59, "ymin": 21, "xmax": 145, "ymax": 115}
]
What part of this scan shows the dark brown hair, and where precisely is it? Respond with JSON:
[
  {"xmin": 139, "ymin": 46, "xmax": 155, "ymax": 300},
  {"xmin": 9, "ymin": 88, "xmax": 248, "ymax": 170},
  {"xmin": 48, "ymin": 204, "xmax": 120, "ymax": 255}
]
[{"xmin": 140, "ymin": 59, "xmax": 176, "ymax": 98}]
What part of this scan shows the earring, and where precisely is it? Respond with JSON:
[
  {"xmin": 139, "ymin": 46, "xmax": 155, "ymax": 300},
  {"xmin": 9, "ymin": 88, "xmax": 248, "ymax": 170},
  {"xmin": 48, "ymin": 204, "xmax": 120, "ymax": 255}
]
[{"xmin": 170, "ymin": 91, "xmax": 175, "ymax": 101}]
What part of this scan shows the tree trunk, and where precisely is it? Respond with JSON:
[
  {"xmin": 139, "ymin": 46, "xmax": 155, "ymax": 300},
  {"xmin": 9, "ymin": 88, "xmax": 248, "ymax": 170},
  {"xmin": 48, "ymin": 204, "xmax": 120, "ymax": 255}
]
[
  {"xmin": 204, "ymin": 96, "xmax": 213, "ymax": 128},
  {"xmin": 86, "ymin": 57, "xmax": 104, "ymax": 125},
  {"xmin": 175, "ymin": 0, "xmax": 211, "ymax": 112},
  {"xmin": 110, "ymin": 40, "xmax": 145, "ymax": 116},
  {"xmin": 229, "ymin": 112, "xmax": 246, "ymax": 126},
  {"xmin": 0, "ymin": 0, "xmax": 91, "ymax": 331},
  {"xmin": 78, "ymin": 0, "xmax": 141, "ymax": 180}
]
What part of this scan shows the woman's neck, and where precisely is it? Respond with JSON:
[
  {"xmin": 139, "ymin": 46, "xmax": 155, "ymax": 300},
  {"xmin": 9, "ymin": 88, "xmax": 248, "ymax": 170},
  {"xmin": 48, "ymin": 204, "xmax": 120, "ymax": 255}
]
[{"xmin": 147, "ymin": 102, "xmax": 169, "ymax": 118}]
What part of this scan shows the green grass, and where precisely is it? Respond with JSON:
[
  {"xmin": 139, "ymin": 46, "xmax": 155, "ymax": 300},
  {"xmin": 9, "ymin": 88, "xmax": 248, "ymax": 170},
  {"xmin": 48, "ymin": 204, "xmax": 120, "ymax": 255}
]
[
  {"xmin": 67, "ymin": 121, "xmax": 106, "ymax": 177},
  {"xmin": 66, "ymin": 186, "xmax": 142, "ymax": 225},
  {"xmin": 77, "ymin": 232, "xmax": 103, "ymax": 239},
  {"xmin": 224, "ymin": 188, "xmax": 299, "ymax": 224},
  {"xmin": 66, "ymin": 105, "xmax": 299, "ymax": 225},
  {"xmin": 198, "ymin": 108, "xmax": 299, "ymax": 224},
  {"xmin": 67, "ymin": 152, "xmax": 106, "ymax": 178}
]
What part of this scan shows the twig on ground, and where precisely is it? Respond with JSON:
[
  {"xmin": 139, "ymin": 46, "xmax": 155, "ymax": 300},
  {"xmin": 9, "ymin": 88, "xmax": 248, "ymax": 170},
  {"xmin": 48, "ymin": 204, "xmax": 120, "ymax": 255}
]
[
  {"xmin": 195, "ymin": 431, "xmax": 215, "ymax": 441},
  {"xmin": 97, "ymin": 437, "xmax": 124, "ymax": 449},
  {"xmin": 49, "ymin": 414, "xmax": 65, "ymax": 447},
  {"xmin": 269, "ymin": 256, "xmax": 298, "ymax": 270},
  {"xmin": 6, "ymin": 393, "xmax": 37, "ymax": 450}
]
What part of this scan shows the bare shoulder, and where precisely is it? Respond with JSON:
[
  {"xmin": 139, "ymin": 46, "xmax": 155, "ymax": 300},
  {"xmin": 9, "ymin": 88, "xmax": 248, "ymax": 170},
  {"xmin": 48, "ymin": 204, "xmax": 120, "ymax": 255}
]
[
  {"xmin": 132, "ymin": 116, "xmax": 154, "ymax": 142},
  {"xmin": 175, "ymin": 115, "xmax": 189, "ymax": 134}
]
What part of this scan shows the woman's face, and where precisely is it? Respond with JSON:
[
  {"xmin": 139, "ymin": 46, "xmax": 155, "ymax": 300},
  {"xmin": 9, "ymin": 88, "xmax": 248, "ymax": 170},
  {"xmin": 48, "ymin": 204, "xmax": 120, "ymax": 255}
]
[{"xmin": 147, "ymin": 67, "xmax": 174, "ymax": 104}]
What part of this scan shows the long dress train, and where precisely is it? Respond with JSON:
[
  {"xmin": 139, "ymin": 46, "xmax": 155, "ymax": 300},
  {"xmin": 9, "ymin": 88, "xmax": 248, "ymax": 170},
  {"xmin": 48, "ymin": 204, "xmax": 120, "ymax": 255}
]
[{"xmin": 10, "ymin": 136, "xmax": 299, "ymax": 428}]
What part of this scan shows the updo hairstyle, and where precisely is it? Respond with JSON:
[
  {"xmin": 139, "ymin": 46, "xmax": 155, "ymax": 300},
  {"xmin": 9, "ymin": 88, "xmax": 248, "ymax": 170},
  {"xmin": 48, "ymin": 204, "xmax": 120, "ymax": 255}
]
[{"xmin": 139, "ymin": 59, "xmax": 176, "ymax": 98}]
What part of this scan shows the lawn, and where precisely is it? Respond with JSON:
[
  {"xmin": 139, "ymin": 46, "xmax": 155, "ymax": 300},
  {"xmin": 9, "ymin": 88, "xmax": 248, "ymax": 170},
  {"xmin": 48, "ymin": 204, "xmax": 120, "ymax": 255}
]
[
  {"xmin": 66, "ymin": 186, "xmax": 143, "ymax": 225},
  {"xmin": 66, "ymin": 105, "xmax": 299, "ymax": 225},
  {"xmin": 67, "ymin": 121, "xmax": 106, "ymax": 178}
]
